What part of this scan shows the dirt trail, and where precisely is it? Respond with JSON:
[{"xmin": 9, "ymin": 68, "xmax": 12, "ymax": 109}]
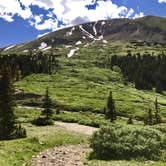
[
  {"xmin": 20, "ymin": 105, "xmax": 97, "ymax": 165},
  {"xmin": 31, "ymin": 122, "xmax": 98, "ymax": 166},
  {"xmin": 56, "ymin": 121, "xmax": 98, "ymax": 135},
  {"xmin": 31, "ymin": 145, "xmax": 90, "ymax": 166}
]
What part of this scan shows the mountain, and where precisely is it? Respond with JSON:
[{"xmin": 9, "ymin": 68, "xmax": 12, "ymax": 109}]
[{"xmin": 2, "ymin": 15, "xmax": 166, "ymax": 53}]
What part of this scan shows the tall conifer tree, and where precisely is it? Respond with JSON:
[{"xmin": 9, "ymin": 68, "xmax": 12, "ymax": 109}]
[
  {"xmin": 105, "ymin": 90, "xmax": 116, "ymax": 122},
  {"xmin": 154, "ymin": 97, "xmax": 161, "ymax": 124},
  {"xmin": 42, "ymin": 87, "xmax": 53, "ymax": 120},
  {"xmin": 0, "ymin": 65, "xmax": 16, "ymax": 140}
]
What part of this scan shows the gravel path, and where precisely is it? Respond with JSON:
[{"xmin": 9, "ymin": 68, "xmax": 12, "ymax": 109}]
[
  {"xmin": 56, "ymin": 121, "xmax": 98, "ymax": 135},
  {"xmin": 19, "ymin": 106, "xmax": 97, "ymax": 165},
  {"xmin": 31, "ymin": 122, "xmax": 98, "ymax": 166},
  {"xmin": 31, "ymin": 145, "xmax": 90, "ymax": 166}
]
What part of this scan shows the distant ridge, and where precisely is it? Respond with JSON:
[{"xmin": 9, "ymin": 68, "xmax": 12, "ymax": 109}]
[{"xmin": 2, "ymin": 15, "xmax": 166, "ymax": 53}]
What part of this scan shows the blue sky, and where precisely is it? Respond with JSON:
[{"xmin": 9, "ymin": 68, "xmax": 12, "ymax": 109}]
[{"xmin": 0, "ymin": 0, "xmax": 165, "ymax": 47}]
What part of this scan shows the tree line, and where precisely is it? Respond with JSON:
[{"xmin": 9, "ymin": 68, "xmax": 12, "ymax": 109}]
[
  {"xmin": 0, "ymin": 64, "xmax": 54, "ymax": 140},
  {"xmin": 105, "ymin": 90, "xmax": 162, "ymax": 125},
  {"xmin": 0, "ymin": 65, "xmax": 26, "ymax": 140},
  {"xmin": 0, "ymin": 51, "xmax": 60, "ymax": 79},
  {"xmin": 0, "ymin": 51, "xmax": 59, "ymax": 140},
  {"xmin": 111, "ymin": 52, "xmax": 166, "ymax": 92}
]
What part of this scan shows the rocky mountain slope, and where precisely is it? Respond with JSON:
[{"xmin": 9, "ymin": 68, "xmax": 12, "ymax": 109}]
[{"xmin": 2, "ymin": 16, "xmax": 166, "ymax": 53}]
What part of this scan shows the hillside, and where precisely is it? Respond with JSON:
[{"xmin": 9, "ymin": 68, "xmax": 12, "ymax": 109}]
[
  {"xmin": 14, "ymin": 42, "xmax": 166, "ymax": 121},
  {"xmin": 1, "ymin": 16, "xmax": 166, "ymax": 53},
  {"xmin": 0, "ymin": 15, "xmax": 166, "ymax": 166}
]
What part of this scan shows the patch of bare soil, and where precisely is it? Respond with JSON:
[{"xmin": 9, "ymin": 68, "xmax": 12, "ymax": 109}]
[
  {"xmin": 31, "ymin": 145, "xmax": 90, "ymax": 166},
  {"xmin": 56, "ymin": 122, "xmax": 98, "ymax": 135},
  {"xmin": 30, "ymin": 121, "xmax": 98, "ymax": 165}
]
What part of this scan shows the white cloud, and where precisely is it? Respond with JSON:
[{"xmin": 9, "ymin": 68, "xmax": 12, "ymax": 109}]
[
  {"xmin": 0, "ymin": 0, "xmax": 144, "ymax": 31},
  {"xmin": 19, "ymin": 0, "xmax": 53, "ymax": 9},
  {"xmin": 34, "ymin": 18, "xmax": 58, "ymax": 30},
  {"xmin": 0, "ymin": 14, "xmax": 14, "ymax": 22},
  {"xmin": 51, "ymin": 0, "xmax": 134, "ymax": 25},
  {"xmin": 133, "ymin": 12, "xmax": 144, "ymax": 19},
  {"xmin": 126, "ymin": 9, "xmax": 135, "ymax": 18},
  {"xmin": 0, "ymin": 0, "xmax": 32, "ymax": 21},
  {"xmin": 158, "ymin": 0, "xmax": 166, "ymax": 3}
]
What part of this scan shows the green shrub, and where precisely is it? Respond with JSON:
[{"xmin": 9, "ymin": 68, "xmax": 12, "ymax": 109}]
[
  {"xmin": 11, "ymin": 124, "xmax": 27, "ymax": 139},
  {"xmin": 32, "ymin": 117, "xmax": 54, "ymax": 126},
  {"xmin": 78, "ymin": 119, "xmax": 100, "ymax": 127},
  {"xmin": 90, "ymin": 125, "xmax": 166, "ymax": 161},
  {"xmin": 153, "ymin": 124, "xmax": 166, "ymax": 133},
  {"xmin": 127, "ymin": 117, "xmax": 134, "ymax": 124}
]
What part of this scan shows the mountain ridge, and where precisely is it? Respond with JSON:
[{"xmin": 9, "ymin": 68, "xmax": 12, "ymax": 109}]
[{"xmin": 2, "ymin": 15, "xmax": 166, "ymax": 53}]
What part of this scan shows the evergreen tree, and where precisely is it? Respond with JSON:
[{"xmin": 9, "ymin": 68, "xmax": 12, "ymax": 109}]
[
  {"xmin": 0, "ymin": 65, "xmax": 26, "ymax": 140},
  {"xmin": 0, "ymin": 66, "xmax": 15, "ymax": 140},
  {"xmin": 111, "ymin": 52, "xmax": 166, "ymax": 92},
  {"xmin": 144, "ymin": 107, "xmax": 153, "ymax": 125},
  {"xmin": 105, "ymin": 90, "xmax": 116, "ymax": 122},
  {"xmin": 42, "ymin": 87, "xmax": 53, "ymax": 120},
  {"xmin": 32, "ymin": 88, "xmax": 54, "ymax": 126},
  {"xmin": 154, "ymin": 97, "xmax": 161, "ymax": 124},
  {"xmin": 154, "ymin": 97, "xmax": 158, "ymax": 112}
]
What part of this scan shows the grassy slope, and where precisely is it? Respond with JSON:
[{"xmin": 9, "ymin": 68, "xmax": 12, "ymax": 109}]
[
  {"xmin": 16, "ymin": 42, "xmax": 166, "ymax": 120},
  {"xmin": 13, "ymin": 107, "xmax": 166, "ymax": 166},
  {"xmin": 0, "ymin": 123, "xmax": 87, "ymax": 166},
  {"xmin": 136, "ymin": 15, "xmax": 166, "ymax": 31},
  {"xmin": 1, "ymin": 42, "xmax": 166, "ymax": 166}
]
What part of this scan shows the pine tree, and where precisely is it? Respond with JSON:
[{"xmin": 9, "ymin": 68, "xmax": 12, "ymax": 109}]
[
  {"xmin": 154, "ymin": 97, "xmax": 161, "ymax": 124},
  {"xmin": 105, "ymin": 90, "xmax": 116, "ymax": 122},
  {"xmin": 42, "ymin": 87, "xmax": 53, "ymax": 121},
  {"xmin": 32, "ymin": 87, "xmax": 53, "ymax": 126},
  {"xmin": 0, "ymin": 65, "xmax": 16, "ymax": 140},
  {"xmin": 144, "ymin": 107, "xmax": 153, "ymax": 125}
]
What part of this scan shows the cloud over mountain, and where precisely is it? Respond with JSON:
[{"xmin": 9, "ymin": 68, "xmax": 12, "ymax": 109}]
[
  {"xmin": 158, "ymin": 0, "xmax": 166, "ymax": 3},
  {"xmin": 0, "ymin": 0, "xmax": 144, "ymax": 31}
]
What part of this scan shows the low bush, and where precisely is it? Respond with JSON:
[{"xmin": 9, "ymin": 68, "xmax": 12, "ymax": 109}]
[
  {"xmin": 53, "ymin": 112, "xmax": 103, "ymax": 127},
  {"xmin": 153, "ymin": 124, "xmax": 166, "ymax": 133},
  {"xmin": 90, "ymin": 125, "xmax": 166, "ymax": 161},
  {"xmin": 32, "ymin": 117, "xmax": 54, "ymax": 126},
  {"xmin": 10, "ymin": 124, "xmax": 27, "ymax": 139}
]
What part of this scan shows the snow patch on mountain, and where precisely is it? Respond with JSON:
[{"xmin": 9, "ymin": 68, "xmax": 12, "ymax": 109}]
[
  {"xmin": 101, "ymin": 21, "xmax": 106, "ymax": 25},
  {"xmin": 98, "ymin": 35, "xmax": 103, "ymax": 40},
  {"xmin": 103, "ymin": 40, "xmax": 108, "ymax": 44},
  {"xmin": 4, "ymin": 45, "xmax": 15, "ymax": 51},
  {"xmin": 83, "ymin": 43, "xmax": 89, "ymax": 47},
  {"xmin": 65, "ymin": 45, "xmax": 72, "ymax": 48},
  {"xmin": 93, "ymin": 22, "xmax": 98, "ymax": 36},
  {"xmin": 67, "ymin": 48, "xmax": 79, "ymax": 58},
  {"xmin": 79, "ymin": 25, "xmax": 94, "ymax": 39},
  {"xmin": 42, "ymin": 46, "xmax": 52, "ymax": 51},
  {"xmin": 75, "ymin": 41, "xmax": 82, "ymax": 45},
  {"xmin": 22, "ymin": 50, "xmax": 28, "ymax": 53},
  {"xmin": 39, "ymin": 42, "xmax": 47, "ymax": 50},
  {"xmin": 79, "ymin": 22, "xmax": 106, "ymax": 42},
  {"xmin": 16, "ymin": 44, "xmax": 24, "ymax": 48},
  {"xmin": 66, "ymin": 27, "xmax": 75, "ymax": 37}
]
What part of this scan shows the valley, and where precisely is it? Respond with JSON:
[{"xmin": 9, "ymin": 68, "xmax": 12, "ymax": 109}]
[{"xmin": 0, "ymin": 16, "xmax": 166, "ymax": 166}]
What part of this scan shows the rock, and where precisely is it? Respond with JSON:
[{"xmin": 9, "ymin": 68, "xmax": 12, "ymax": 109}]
[{"xmin": 42, "ymin": 155, "xmax": 47, "ymax": 158}]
